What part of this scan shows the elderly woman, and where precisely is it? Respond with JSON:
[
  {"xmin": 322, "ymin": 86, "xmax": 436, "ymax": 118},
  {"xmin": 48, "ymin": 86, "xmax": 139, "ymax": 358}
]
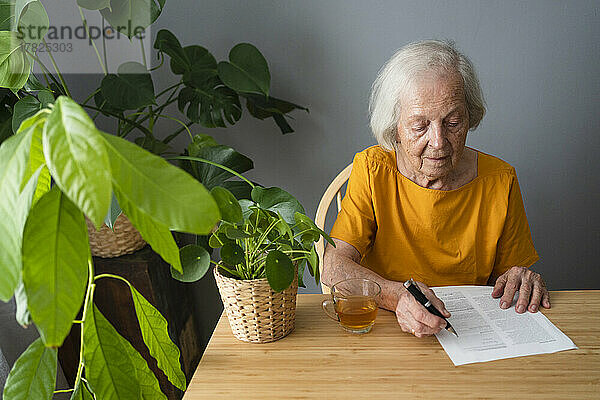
[{"xmin": 321, "ymin": 40, "xmax": 550, "ymax": 338}]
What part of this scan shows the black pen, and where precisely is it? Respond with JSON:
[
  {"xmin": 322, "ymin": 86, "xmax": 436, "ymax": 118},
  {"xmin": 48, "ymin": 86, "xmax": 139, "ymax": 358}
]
[{"xmin": 403, "ymin": 279, "xmax": 458, "ymax": 337}]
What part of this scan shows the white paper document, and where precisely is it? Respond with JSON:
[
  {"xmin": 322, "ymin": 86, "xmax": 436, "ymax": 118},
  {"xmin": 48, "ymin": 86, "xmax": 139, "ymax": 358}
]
[{"xmin": 431, "ymin": 286, "xmax": 577, "ymax": 366}]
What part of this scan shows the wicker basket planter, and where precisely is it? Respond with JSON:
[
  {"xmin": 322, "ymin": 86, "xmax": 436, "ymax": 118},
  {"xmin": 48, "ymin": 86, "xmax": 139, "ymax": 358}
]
[
  {"xmin": 213, "ymin": 264, "xmax": 298, "ymax": 343},
  {"xmin": 86, "ymin": 214, "xmax": 146, "ymax": 258}
]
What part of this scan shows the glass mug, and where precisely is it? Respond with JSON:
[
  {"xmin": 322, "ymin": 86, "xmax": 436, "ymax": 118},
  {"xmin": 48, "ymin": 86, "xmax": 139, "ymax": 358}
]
[{"xmin": 322, "ymin": 278, "xmax": 381, "ymax": 334}]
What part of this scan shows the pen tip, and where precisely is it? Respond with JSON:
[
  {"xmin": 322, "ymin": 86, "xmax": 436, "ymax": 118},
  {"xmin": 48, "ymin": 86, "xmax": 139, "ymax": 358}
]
[{"xmin": 448, "ymin": 326, "xmax": 458, "ymax": 337}]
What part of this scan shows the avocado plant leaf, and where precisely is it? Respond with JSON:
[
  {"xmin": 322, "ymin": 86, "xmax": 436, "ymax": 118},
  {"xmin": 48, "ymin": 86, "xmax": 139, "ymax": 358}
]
[
  {"xmin": 101, "ymin": 132, "xmax": 220, "ymax": 234},
  {"xmin": 265, "ymin": 250, "xmax": 294, "ymax": 292},
  {"xmin": 83, "ymin": 304, "xmax": 141, "ymax": 400},
  {"xmin": 0, "ymin": 31, "xmax": 31, "ymax": 90},
  {"xmin": 103, "ymin": 192, "xmax": 122, "ymax": 230},
  {"xmin": 77, "ymin": 0, "xmax": 111, "ymax": 10},
  {"xmin": 250, "ymin": 186, "xmax": 305, "ymax": 225},
  {"xmin": 171, "ymin": 244, "xmax": 210, "ymax": 283},
  {"xmin": 14, "ymin": 280, "xmax": 31, "ymax": 326},
  {"xmin": 129, "ymin": 285, "xmax": 187, "ymax": 391},
  {"xmin": 19, "ymin": 112, "xmax": 50, "ymax": 203},
  {"xmin": 2, "ymin": 338, "xmax": 57, "ymax": 400},
  {"xmin": 22, "ymin": 186, "xmax": 89, "ymax": 347},
  {"xmin": 43, "ymin": 97, "xmax": 112, "ymax": 228},
  {"xmin": 115, "ymin": 189, "xmax": 182, "ymax": 272},
  {"xmin": 211, "ymin": 186, "xmax": 243, "ymax": 224},
  {"xmin": 217, "ymin": 43, "xmax": 270, "ymax": 96},
  {"xmin": 0, "ymin": 126, "xmax": 33, "ymax": 301},
  {"xmin": 178, "ymin": 74, "xmax": 241, "ymax": 128},
  {"xmin": 70, "ymin": 381, "xmax": 94, "ymax": 400},
  {"xmin": 100, "ymin": 0, "xmax": 165, "ymax": 39},
  {"xmin": 101, "ymin": 61, "xmax": 156, "ymax": 110},
  {"xmin": 117, "ymin": 327, "xmax": 167, "ymax": 400}
]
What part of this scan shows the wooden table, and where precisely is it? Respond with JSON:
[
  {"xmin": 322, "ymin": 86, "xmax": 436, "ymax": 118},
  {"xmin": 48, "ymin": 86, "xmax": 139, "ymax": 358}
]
[{"xmin": 184, "ymin": 291, "xmax": 600, "ymax": 399}]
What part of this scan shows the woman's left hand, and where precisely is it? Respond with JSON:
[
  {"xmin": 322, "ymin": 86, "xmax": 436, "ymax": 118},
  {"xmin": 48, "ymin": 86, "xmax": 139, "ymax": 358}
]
[{"xmin": 491, "ymin": 266, "xmax": 551, "ymax": 313}]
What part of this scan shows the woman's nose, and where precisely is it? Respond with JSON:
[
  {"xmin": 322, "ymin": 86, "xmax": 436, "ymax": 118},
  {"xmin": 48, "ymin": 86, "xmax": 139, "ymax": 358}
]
[{"xmin": 428, "ymin": 123, "xmax": 445, "ymax": 149}]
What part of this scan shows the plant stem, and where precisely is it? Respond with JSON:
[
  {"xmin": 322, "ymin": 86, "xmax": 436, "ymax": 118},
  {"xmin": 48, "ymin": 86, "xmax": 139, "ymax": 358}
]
[
  {"xmin": 165, "ymin": 155, "xmax": 255, "ymax": 188},
  {"xmin": 139, "ymin": 37, "xmax": 147, "ymax": 69},
  {"xmin": 81, "ymin": 88, "xmax": 100, "ymax": 107},
  {"xmin": 42, "ymin": 38, "xmax": 71, "ymax": 97},
  {"xmin": 102, "ymin": 16, "xmax": 108, "ymax": 72},
  {"xmin": 73, "ymin": 258, "xmax": 96, "ymax": 391},
  {"xmin": 23, "ymin": 49, "xmax": 63, "ymax": 93},
  {"xmin": 78, "ymin": 6, "xmax": 107, "ymax": 75},
  {"xmin": 156, "ymin": 82, "xmax": 182, "ymax": 99},
  {"xmin": 54, "ymin": 389, "xmax": 75, "ymax": 394},
  {"xmin": 94, "ymin": 273, "xmax": 131, "ymax": 286},
  {"xmin": 82, "ymin": 104, "xmax": 154, "ymax": 137}
]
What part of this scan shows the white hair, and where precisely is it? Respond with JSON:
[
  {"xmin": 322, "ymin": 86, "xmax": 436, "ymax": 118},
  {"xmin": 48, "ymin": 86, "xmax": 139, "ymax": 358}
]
[{"xmin": 369, "ymin": 40, "xmax": 486, "ymax": 151}]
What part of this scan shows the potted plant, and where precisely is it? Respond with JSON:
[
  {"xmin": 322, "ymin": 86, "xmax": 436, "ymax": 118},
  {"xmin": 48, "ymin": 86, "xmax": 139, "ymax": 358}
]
[
  {"xmin": 0, "ymin": 96, "xmax": 221, "ymax": 399},
  {"xmin": 166, "ymin": 160, "xmax": 335, "ymax": 342},
  {"xmin": 1, "ymin": 0, "xmax": 307, "ymax": 257}
]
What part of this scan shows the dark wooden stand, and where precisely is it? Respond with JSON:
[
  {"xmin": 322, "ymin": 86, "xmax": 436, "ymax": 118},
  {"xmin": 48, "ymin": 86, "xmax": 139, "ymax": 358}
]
[{"xmin": 59, "ymin": 246, "xmax": 202, "ymax": 400}]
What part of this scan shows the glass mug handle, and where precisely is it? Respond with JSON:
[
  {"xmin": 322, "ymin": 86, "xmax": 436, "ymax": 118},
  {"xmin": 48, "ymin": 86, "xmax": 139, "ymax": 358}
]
[{"xmin": 322, "ymin": 298, "xmax": 340, "ymax": 322}]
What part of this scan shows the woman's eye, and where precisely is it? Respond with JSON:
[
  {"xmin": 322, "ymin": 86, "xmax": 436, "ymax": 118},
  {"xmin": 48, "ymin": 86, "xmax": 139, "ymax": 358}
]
[
  {"xmin": 413, "ymin": 126, "xmax": 427, "ymax": 133},
  {"xmin": 446, "ymin": 121, "xmax": 461, "ymax": 128}
]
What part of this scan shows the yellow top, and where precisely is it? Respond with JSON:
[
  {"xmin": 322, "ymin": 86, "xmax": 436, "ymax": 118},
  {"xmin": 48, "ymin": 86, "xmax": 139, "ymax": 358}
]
[{"xmin": 330, "ymin": 146, "xmax": 539, "ymax": 286}]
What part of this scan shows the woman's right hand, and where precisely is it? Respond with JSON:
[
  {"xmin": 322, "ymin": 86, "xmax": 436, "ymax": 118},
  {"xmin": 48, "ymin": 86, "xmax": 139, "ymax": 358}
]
[{"xmin": 395, "ymin": 281, "xmax": 451, "ymax": 337}]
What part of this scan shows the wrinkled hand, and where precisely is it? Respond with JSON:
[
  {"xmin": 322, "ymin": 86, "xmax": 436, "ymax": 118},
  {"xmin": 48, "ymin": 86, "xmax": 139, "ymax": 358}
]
[
  {"xmin": 492, "ymin": 266, "xmax": 550, "ymax": 313},
  {"xmin": 395, "ymin": 281, "xmax": 451, "ymax": 337}
]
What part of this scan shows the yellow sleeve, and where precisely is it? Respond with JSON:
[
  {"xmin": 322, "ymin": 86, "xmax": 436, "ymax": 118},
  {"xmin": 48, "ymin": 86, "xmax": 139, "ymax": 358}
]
[
  {"xmin": 329, "ymin": 152, "xmax": 377, "ymax": 257},
  {"xmin": 492, "ymin": 170, "xmax": 539, "ymax": 277}
]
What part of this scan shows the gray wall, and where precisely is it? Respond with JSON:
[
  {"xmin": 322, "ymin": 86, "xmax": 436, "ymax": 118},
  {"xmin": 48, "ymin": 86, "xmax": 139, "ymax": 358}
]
[{"xmin": 152, "ymin": 0, "xmax": 599, "ymax": 292}]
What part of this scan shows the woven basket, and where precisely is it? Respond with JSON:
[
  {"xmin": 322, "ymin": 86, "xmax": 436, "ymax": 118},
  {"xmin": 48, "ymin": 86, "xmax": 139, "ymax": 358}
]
[
  {"xmin": 214, "ymin": 264, "xmax": 298, "ymax": 343},
  {"xmin": 86, "ymin": 214, "xmax": 146, "ymax": 258}
]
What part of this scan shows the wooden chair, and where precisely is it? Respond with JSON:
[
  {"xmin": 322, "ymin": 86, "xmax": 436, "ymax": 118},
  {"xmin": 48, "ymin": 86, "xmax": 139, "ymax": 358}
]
[{"xmin": 314, "ymin": 163, "xmax": 353, "ymax": 294}]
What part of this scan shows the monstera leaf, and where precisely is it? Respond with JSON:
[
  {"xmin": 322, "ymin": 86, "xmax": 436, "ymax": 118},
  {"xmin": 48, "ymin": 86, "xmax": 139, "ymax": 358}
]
[
  {"xmin": 101, "ymin": 62, "xmax": 156, "ymax": 110},
  {"xmin": 244, "ymin": 93, "xmax": 308, "ymax": 134},
  {"xmin": 178, "ymin": 73, "xmax": 241, "ymax": 128},
  {"xmin": 217, "ymin": 43, "xmax": 270, "ymax": 96}
]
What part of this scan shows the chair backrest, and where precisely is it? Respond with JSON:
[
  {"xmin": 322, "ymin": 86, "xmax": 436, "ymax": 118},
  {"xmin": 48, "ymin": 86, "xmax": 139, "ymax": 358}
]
[{"xmin": 314, "ymin": 163, "xmax": 352, "ymax": 294}]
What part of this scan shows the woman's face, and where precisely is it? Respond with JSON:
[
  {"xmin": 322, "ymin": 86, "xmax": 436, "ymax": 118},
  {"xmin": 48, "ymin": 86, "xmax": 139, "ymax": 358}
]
[{"xmin": 395, "ymin": 71, "xmax": 470, "ymax": 180}]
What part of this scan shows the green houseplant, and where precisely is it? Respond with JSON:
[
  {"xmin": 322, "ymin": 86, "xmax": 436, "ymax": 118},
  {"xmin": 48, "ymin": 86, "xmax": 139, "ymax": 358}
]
[{"xmin": 0, "ymin": 96, "xmax": 220, "ymax": 399}]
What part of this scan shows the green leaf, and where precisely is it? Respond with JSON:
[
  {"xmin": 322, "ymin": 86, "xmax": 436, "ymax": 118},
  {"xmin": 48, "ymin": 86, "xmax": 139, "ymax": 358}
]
[
  {"xmin": 2, "ymin": 338, "xmax": 57, "ymax": 400},
  {"xmin": 294, "ymin": 212, "xmax": 335, "ymax": 246},
  {"xmin": 100, "ymin": 61, "xmax": 156, "ymax": 110},
  {"xmin": 184, "ymin": 141, "xmax": 253, "ymax": 190},
  {"xmin": 130, "ymin": 285, "xmax": 187, "ymax": 391},
  {"xmin": 118, "ymin": 331, "xmax": 167, "ymax": 400},
  {"xmin": 103, "ymin": 192, "xmax": 122, "ymax": 230},
  {"xmin": 115, "ymin": 189, "xmax": 182, "ymax": 272},
  {"xmin": 211, "ymin": 186, "xmax": 242, "ymax": 224},
  {"xmin": 265, "ymin": 250, "xmax": 294, "ymax": 292},
  {"xmin": 217, "ymin": 43, "xmax": 270, "ymax": 96},
  {"xmin": 297, "ymin": 258, "xmax": 306, "ymax": 288},
  {"xmin": 70, "ymin": 381, "xmax": 94, "ymax": 400},
  {"xmin": 171, "ymin": 244, "xmax": 210, "ymax": 283},
  {"xmin": 77, "ymin": 0, "xmax": 111, "ymax": 10},
  {"xmin": 11, "ymin": 92, "xmax": 50, "ymax": 133},
  {"xmin": 16, "ymin": 1, "xmax": 49, "ymax": 44},
  {"xmin": 153, "ymin": 29, "xmax": 188, "ymax": 72},
  {"xmin": 101, "ymin": 132, "xmax": 220, "ymax": 234},
  {"xmin": 134, "ymin": 135, "xmax": 170, "ymax": 155},
  {"xmin": 22, "ymin": 186, "xmax": 89, "ymax": 347},
  {"xmin": 100, "ymin": 0, "xmax": 165, "ymax": 39},
  {"xmin": 0, "ymin": 31, "xmax": 30, "ymax": 89},
  {"xmin": 0, "ymin": 127, "xmax": 33, "ymax": 301},
  {"xmin": 251, "ymin": 186, "xmax": 305, "ymax": 225},
  {"xmin": 220, "ymin": 242, "xmax": 244, "ymax": 266},
  {"xmin": 172, "ymin": 45, "xmax": 216, "ymax": 76},
  {"xmin": 221, "ymin": 180, "xmax": 253, "ymax": 200},
  {"xmin": 224, "ymin": 225, "xmax": 252, "ymax": 239},
  {"xmin": 19, "ymin": 112, "xmax": 49, "ymax": 203},
  {"xmin": 244, "ymin": 94, "xmax": 308, "ymax": 134},
  {"xmin": 83, "ymin": 304, "xmax": 141, "ymax": 400},
  {"xmin": 14, "ymin": 280, "xmax": 31, "ymax": 327},
  {"xmin": 43, "ymin": 97, "xmax": 111, "ymax": 228},
  {"xmin": 178, "ymin": 76, "xmax": 241, "ymax": 128},
  {"xmin": 208, "ymin": 228, "xmax": 231, "ymax": 249}
]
